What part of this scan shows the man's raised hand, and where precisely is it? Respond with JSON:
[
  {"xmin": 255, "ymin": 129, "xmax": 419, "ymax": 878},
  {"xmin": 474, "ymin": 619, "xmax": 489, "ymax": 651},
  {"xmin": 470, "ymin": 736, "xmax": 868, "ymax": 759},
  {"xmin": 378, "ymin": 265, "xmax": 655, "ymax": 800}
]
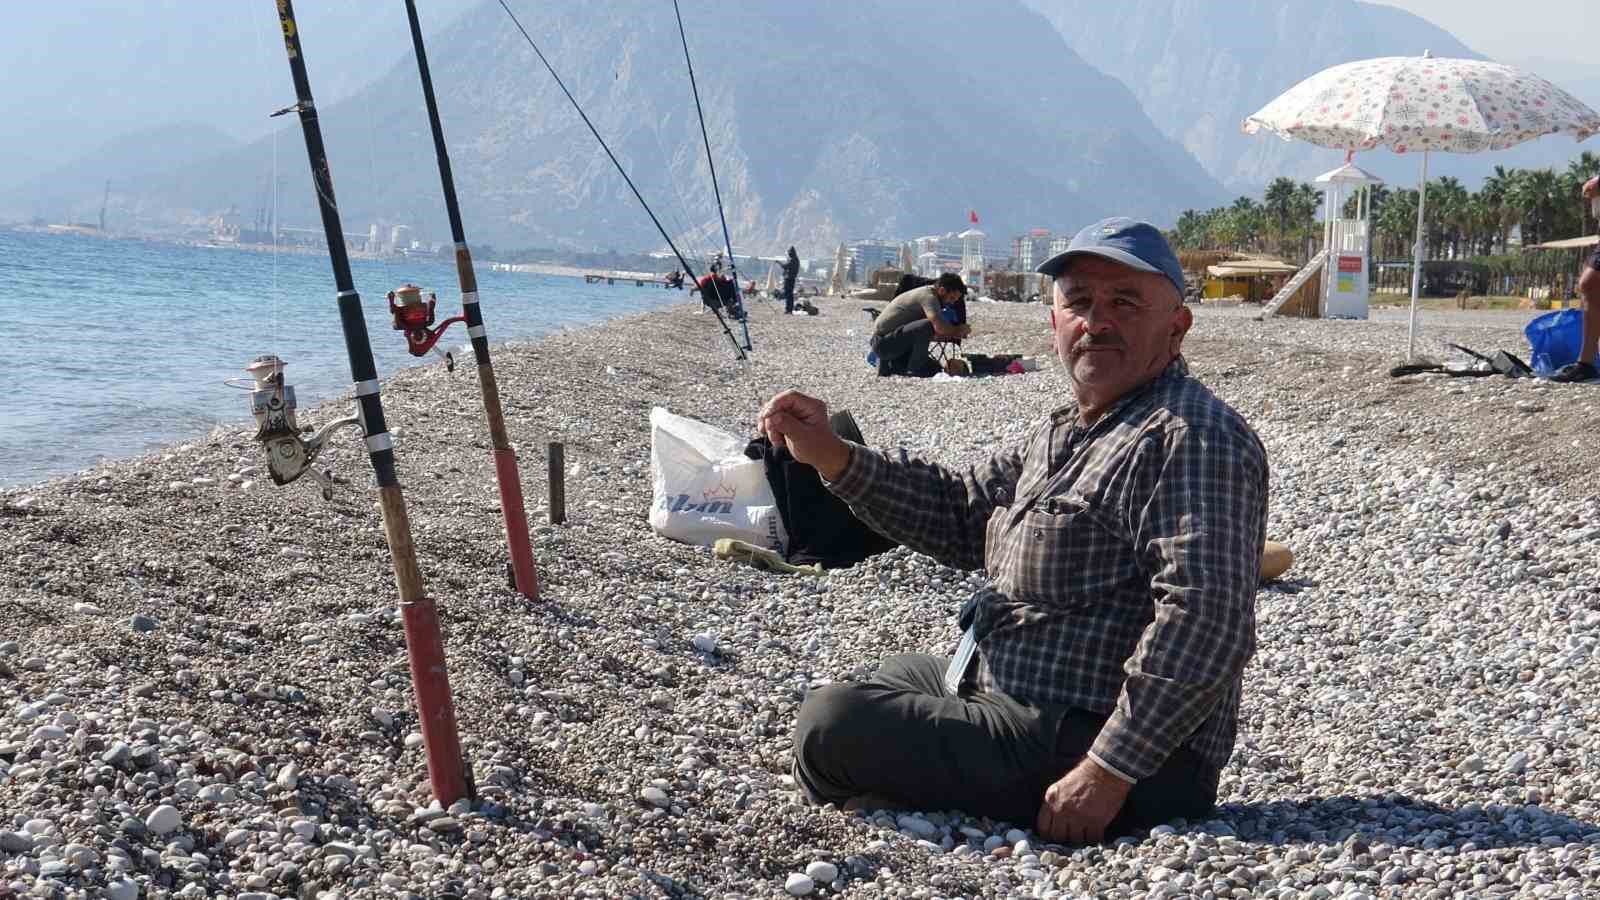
[{"xmin": 758, "ymin": 390, "xmax": 852, "ymax": 481}]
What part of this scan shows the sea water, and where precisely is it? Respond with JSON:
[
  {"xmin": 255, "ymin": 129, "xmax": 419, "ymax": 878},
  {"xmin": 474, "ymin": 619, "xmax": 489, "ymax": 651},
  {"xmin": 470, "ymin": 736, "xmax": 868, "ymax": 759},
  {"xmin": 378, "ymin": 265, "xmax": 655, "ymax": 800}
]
[{"xmin": 0, "ymin": 229, "xmax": 687, "ymax": 488}]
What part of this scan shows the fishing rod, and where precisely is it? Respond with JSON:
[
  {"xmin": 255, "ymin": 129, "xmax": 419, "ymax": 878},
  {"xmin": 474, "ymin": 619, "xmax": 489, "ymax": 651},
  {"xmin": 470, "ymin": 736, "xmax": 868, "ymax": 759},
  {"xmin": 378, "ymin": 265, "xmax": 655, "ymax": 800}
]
[
  {"xmin": 402, "ymin": 0, "xmax": 541, "ymax": 601},
  {"xmin": 267, "ymin": 0, "xmax": 471, "ymax": 808},
  {"xmin": 671, "ymin": 0, "xmax": 752, "ymax": 352},
  {"xmin": 494, "ymin": 0, "xmax": 747, "ymax": 361}
]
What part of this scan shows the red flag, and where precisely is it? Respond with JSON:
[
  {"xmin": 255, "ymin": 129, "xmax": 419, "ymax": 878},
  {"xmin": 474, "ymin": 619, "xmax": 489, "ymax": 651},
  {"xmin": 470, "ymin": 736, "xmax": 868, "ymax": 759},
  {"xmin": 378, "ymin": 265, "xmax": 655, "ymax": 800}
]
[{"xmin": 969, "ymin": 209, "xmax": 979, "ymax": 225}]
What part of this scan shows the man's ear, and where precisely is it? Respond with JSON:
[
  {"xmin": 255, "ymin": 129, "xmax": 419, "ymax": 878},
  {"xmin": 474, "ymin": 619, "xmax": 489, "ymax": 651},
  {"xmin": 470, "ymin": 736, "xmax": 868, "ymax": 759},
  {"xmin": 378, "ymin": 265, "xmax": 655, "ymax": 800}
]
[{"xmin": 1171, "ymin": 305, "xmax": 1193, "ymax": 347}]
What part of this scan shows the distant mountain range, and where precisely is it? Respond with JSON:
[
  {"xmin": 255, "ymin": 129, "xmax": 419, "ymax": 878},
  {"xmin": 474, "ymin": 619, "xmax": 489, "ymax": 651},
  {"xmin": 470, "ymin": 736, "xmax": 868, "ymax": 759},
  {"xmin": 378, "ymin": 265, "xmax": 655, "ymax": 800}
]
[
  {"xmin": 4, "ymin": 0, "xmax": 1596, "ymax": 254},
  {"xmin": 1022, "ymin": 0, "xmax": 1600, "ymax": 192},
  {"xmin": 1, "ymin": 0, "xmax": 1224, "ymax": 256}
]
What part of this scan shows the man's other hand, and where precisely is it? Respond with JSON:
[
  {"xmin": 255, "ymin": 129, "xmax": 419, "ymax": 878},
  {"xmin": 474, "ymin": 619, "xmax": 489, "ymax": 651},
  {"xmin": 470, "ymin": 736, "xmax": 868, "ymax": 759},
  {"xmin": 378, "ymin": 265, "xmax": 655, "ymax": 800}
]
[
  {"xmin": 1035, "ymin": 758, "xmax": 1133, "ymax": 845},
  {"xmin": 1584, "ymin": 176, "xmax": 1599, "ymax": 200},
  {"xmin": 758, "ymin": 391, "xmax": 851, "ymax": 481}
]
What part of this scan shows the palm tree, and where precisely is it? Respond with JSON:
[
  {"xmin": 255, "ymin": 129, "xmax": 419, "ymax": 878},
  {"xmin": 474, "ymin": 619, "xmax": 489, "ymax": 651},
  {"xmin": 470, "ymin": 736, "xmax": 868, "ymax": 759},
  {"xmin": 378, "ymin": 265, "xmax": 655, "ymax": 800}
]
[
  {"xmin": 1511, "ymin": 169, "xmax": 1561, "ymax": 246},
  {"xmin": 1480, "ymin": 166, "xmax": 1518, "ymax": 254},
  {"xmin": 1173, "ymin": 209, "xmax": 1206, "ymax": 249},
  {"xmin": 1376, "ymin": 189, "xmax": 1419, "ymax": 261},
  {"xmin": 1289, "ymin": 183, "xmax": 1322, "ymax": 261},
  {"xmin": 1229, "ymin": 197, "xmax": 1263, "ymax": 251},
  {"xmin": 1263, "ymin": 177, "xmax": 1298, "ymax": 255},
  {"xmin": 1429, "ymin": 176, "xmax": 1469, "ymax": 258},
  {"xmin": 1462, "ymin": 196, "xmax": 1496, "ymax": 256}
]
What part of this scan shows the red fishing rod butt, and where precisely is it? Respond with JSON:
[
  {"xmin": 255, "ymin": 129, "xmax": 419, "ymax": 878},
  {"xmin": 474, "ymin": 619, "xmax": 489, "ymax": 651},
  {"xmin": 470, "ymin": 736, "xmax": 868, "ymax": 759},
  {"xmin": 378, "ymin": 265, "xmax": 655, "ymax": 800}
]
[
  {"xmin": 401, "ymin": 596, "xmax": 472, "ymax": 807},
  {"xmin": 495, "ymin": 448, "xmax": 540, "ymax": 600}
]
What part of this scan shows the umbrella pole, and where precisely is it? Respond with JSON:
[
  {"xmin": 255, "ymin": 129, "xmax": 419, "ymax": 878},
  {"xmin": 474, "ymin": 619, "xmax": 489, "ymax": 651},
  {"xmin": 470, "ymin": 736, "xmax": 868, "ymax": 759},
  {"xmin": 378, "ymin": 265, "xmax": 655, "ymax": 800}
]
[{"xmin": 1407, "ymin": 150, "xmax": 1430, "ymax": 360}]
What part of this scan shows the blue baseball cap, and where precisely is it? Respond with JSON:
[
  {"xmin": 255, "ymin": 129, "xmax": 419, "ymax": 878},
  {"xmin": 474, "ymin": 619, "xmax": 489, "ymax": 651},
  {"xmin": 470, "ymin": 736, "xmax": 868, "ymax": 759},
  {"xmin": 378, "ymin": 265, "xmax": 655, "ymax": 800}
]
[{"xmin": 1035, "ymin": 217, "xmax": 1186, "ymax": 303}]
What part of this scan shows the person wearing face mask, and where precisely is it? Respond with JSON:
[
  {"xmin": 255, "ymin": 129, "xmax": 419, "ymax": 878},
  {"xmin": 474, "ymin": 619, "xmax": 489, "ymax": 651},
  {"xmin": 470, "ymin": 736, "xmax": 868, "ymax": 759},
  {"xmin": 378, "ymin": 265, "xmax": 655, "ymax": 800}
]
[{"xmin": 760, "ymin": 218, "xmax": 1267, "ymax": 844}]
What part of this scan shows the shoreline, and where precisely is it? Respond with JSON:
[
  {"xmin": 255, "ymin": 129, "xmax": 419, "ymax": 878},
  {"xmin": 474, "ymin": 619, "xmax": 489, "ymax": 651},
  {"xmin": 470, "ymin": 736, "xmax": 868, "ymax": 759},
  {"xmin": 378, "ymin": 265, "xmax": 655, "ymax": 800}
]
[
  {"xmin": 0, "ymin": 301, "xmax": 691, "ymax": 495},
  {"xmin": 0, "ymin": 223, "xmax": 677, "ymax": 283},
  {"xmin": 4, "ymin": 301, "xmax": 1600, "ymax": 897}
]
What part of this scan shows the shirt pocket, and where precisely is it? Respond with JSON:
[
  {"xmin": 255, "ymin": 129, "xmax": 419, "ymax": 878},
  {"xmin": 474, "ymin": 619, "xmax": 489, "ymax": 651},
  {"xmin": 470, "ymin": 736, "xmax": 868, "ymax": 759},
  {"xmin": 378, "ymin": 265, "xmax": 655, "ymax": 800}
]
[{"xmin": 1007, "ymin": 496, "xmax": 1122, "ymax": 606}]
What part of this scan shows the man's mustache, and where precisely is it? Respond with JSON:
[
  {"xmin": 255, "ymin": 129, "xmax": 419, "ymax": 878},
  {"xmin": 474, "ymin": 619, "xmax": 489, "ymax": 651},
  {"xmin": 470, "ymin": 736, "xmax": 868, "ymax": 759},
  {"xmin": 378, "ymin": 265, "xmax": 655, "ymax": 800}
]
[{"xmin": 1071, "ymin": 334, "xmax": 1124, "ymax": 353}]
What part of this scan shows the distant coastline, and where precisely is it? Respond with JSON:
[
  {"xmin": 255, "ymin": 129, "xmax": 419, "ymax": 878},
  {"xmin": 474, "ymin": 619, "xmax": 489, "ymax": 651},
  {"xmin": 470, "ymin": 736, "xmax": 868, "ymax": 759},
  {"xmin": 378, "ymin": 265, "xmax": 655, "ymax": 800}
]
[{"xmin": 0, "ymin": 223, "xmax": 671, "ymax": 283}]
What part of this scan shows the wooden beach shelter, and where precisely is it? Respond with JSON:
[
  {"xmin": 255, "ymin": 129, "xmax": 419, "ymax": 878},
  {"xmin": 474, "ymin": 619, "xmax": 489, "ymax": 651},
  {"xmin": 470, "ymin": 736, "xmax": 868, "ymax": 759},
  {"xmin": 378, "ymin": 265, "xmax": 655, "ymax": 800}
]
[
  {"xmin": 1523, "ymin": 234, "xmax": 1600, "ymax": 307},
  {"xmin": 1314, "ymin": 162, "xmax": 1382, "ymax": 319},
  {"xmin": 1203, "ymin": 259, "xmax": 1301, "ymax": 303}
]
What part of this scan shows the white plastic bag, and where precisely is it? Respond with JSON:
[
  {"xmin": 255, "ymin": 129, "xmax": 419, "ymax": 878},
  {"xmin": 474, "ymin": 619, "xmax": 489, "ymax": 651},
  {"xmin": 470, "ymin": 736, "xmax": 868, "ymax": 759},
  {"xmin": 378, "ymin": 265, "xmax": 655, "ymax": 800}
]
[{"xmin": 649, "ymin": 407, "xmax": 787, "ymax": 553}]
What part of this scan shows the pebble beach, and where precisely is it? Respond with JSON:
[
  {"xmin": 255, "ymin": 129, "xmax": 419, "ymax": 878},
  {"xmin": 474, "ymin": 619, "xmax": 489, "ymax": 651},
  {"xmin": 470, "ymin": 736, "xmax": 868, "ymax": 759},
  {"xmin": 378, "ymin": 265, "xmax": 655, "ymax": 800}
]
[{"xmin": 3, "ymin": 297, "xmax": 1600, "ymax": 899}]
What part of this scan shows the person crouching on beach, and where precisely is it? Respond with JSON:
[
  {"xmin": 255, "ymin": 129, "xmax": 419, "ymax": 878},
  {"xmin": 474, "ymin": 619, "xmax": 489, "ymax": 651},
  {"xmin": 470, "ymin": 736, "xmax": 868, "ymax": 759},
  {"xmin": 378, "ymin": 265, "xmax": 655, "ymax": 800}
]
[
  {"xmin": 870, "ymin": 272, "xmax": 970, "ymax": 376},
  {"xmin": 760, "ymin": 218, "xmax": 1267, "ymax": 844}
]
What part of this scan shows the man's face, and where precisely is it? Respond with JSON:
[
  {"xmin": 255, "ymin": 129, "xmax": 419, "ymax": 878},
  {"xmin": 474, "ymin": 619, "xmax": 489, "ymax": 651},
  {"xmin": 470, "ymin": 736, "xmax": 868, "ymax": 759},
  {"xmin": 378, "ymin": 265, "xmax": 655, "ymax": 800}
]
[
  {"xmin": 936, "ymin": 285, "xmax": 962, "ymax": 304},
  {"xmin": 1050, "ymin": 256, "xmax": 1191, "ymax": 410}
]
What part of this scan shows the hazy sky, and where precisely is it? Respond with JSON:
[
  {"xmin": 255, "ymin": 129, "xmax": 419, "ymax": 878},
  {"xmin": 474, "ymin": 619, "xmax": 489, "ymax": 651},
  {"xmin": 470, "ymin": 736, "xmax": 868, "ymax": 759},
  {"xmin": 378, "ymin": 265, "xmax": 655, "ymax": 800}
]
[
  {"xmin": 0, "ymin": 0, "xmax": 1593, "ymax": 190},
  {"xmin": 0, "ymin": 0, "xmax": 478, "ymax": 187},
  {"xmin": 1373, "ymin": 0, "xmax": 1593, "ymax": 75}
]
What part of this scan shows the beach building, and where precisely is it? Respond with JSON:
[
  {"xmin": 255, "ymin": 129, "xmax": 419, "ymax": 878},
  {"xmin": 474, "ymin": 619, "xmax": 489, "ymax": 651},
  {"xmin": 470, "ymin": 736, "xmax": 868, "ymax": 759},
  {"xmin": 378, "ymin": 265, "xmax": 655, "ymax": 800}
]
[
  {"xmin": 1048, "ymin": 235, "xmax": 1071, "ymax": 257},
  {"xmin": 847, "ymin": 240, "xmax": 901, "ymax": 281},
  {"xmin": 912, "ymin": 233, "xmax": 970, "ymax": 277},
  {"xmin": 1012, "ymin": 229, "xmax": 1053, "ymax": 272},
  {"xmin": 389, "ymin": 224, "xmax": 412, "ymax": 253}
]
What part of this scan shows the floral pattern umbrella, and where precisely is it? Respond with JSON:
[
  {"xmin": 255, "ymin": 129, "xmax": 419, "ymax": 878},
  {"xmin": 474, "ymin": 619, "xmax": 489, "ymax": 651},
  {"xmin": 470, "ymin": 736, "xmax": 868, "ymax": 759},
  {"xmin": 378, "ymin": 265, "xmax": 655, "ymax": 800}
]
[
  {"xmin": 1243, "ymin": 55, "xmax": 1600, "ymax": 153},
  {"xmin": 1242, "ymin": 54, "xmax": 1600, "ymax": 358}
]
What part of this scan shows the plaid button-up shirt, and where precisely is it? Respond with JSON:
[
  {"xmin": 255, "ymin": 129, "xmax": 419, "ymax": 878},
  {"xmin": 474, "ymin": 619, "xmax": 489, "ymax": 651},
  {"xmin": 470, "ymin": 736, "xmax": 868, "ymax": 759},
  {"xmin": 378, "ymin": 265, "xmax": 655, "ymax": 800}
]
[{"xmin": 828, "ymin": 358, "xmax": 1266, "ymax": 782}]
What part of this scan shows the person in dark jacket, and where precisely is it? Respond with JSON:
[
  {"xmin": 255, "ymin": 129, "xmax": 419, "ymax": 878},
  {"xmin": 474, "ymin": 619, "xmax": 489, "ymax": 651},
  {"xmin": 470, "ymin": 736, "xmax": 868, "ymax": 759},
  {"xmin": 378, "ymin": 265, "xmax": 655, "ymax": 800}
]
[{"xmin": 781, "ymin": 246, "xmax": 801, "ymax": 314}]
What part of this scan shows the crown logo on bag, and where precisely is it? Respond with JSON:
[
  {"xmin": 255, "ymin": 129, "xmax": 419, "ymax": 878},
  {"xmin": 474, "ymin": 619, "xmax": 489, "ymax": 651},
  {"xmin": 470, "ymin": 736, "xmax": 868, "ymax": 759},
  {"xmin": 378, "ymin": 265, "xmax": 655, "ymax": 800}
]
[{"xmin": 702, "ymin": 481, "xmax": 737, "ymax": 503}]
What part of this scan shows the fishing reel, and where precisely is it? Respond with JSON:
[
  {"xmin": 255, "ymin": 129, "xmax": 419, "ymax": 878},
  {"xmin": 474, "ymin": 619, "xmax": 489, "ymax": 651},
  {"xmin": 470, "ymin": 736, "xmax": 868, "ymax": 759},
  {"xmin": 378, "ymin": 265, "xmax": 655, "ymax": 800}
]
[
  {"xmin": 389, "ymin": 284, "xmax": 464, "ymax": 371},
  {"xmin": 243, "ymin": 355, "xmax": 364, "ymax": 501}
]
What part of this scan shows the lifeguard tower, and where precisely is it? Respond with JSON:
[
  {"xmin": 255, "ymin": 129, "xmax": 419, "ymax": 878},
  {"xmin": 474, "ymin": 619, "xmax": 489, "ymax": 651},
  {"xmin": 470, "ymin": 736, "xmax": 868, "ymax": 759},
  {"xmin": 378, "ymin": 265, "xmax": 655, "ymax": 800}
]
[
  {"xmin": 1314, "ymin": 162, "xmax": 1382, "ymax": 319},
  {"xmin": 959, "ymin": 228, "xmax": 986, "ymax": 293}
]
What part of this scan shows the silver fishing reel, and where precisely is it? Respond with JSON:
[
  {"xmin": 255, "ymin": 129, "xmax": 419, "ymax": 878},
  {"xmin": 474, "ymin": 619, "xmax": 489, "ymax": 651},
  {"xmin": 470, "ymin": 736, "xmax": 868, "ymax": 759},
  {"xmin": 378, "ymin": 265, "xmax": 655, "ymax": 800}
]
[{"xmin": 244, "ymin": 355, "xmax": 364, "ymax": 501}]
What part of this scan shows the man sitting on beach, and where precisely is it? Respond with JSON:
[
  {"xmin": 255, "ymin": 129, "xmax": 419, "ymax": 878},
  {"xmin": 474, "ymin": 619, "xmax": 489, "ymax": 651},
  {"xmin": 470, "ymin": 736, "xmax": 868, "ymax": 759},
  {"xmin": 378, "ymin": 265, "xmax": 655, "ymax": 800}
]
[
  {"xmin": 870, "ymin": 273, "xmax": 970, "ymax": 376},
  {"xmin": 761, "ymin": 218, "xmax": 1267, "ymax": 843},
  {"xmin": 695, "ymin": 262, "xmax": 742, "ymax": 318}
]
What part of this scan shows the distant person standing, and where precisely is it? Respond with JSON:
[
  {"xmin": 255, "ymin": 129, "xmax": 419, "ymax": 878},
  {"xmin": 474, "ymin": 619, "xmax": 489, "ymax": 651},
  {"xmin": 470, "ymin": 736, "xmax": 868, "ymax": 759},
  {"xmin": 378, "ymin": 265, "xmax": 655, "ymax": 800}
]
[
  {"xmin": 1551, "ymin": 175, "xmax": 1600, "ymax": 382},
  {"xmin": 781, "ymin": 246, "xmax": 801, "ymax": 314}
]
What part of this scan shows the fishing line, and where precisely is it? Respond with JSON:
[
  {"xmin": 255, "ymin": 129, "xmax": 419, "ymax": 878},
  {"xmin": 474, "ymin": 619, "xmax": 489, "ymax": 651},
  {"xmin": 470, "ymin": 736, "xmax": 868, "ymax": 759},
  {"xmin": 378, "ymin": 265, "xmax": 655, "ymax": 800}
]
[
  {"xmin": 671, "ymin": 0, "xmax": 754, "ymax": 347},
  {"xmin": 358, "ymin": 22, "xmax": 394, "ymax": 298},
  {"xmin": 494, "ymin": 0, "xmax": 745, "ymax": 361},
  {"xmin": 643, "ymin": 123, "xmax": 710, "ymax": 269},
  {"xmin": 246, "ymin": 0, "xmax": 283, "ymax": 359},
  {"xmin": 272, "ymin": 130, "xmax": 280, "ymax": 354}
]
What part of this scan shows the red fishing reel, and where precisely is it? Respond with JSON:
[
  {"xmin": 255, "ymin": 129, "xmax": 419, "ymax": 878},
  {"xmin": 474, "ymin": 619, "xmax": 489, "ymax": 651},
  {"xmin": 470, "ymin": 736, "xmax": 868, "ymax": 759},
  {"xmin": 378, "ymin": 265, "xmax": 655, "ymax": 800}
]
[{"xmin": 389, "ymin": 284, "xmax": 465, "ymax": 359}]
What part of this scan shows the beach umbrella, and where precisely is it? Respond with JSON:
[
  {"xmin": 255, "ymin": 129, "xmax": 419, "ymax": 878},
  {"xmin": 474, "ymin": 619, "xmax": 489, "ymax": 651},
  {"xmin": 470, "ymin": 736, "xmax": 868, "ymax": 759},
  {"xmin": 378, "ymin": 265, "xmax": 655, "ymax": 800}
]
[
  {"xmin": 1243, "ymin": 52, "xmax": 1600, "ymax": 358},
  {"xmin": 830, "ymin": 243, "xmax": 849, "ymax": 295}
]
